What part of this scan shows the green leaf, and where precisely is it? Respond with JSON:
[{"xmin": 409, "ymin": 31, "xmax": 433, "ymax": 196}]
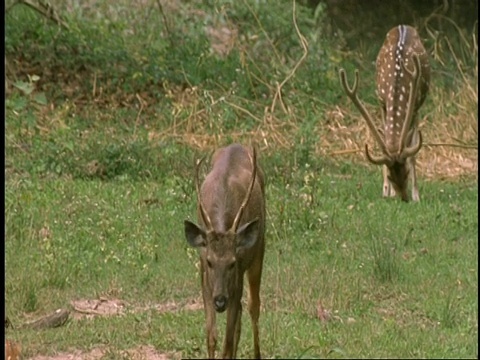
[
  {"xmin": 13, "ymin": 81, "xmax": 34, "ymax": 95},
  {"xmin": 6, "ymin": 97, "xmax": 27, "ymax": 111},
  {"xmin": 33, "ymin": 92, "xmax": 48, "ymax": 105}
]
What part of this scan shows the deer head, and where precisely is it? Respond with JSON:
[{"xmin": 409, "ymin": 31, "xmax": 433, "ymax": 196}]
[{"xmin": 339, "ymin": 25, "xmax": 430, "ymax": 201}]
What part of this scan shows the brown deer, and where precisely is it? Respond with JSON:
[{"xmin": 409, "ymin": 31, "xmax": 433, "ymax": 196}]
[
  {"xmin": 184, "ymin": 144, "xmax": 265, "ymax": 359},
  {"xmin": 339, "ymin": 25, "xmax": 430, "ymax": 202}
]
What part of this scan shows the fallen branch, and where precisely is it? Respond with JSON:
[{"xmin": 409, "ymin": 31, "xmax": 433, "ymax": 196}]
[
  {"xmin": 20, "ymin": 308, "xmax": 70, "ymax": 330},
  {"xmin": 424, "ymin": 142, "xmax": 477, "ymax": 149},
  {"xmin": 72, "ymin": 306, "xmax": 106, "ymax": 316},
  {"xmin": 6, "ymin": 0, "xmax": 70, "ymax": 30},
  {"xmin": 330, "ymin": 142, "xmax": 477, "ymax": 156},
  {"xmin": 330, "ymin": 149, "xmax": 361, "ymax": 156}
]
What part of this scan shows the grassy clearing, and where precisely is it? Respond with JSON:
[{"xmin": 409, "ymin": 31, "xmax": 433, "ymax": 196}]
[
  {"xmin": 5, "ymin": 0, "xmax": 478, "ymax": 359},
  {"xmin": 5, "ymin": 169, "xmax": 478, "ymax": 358}
]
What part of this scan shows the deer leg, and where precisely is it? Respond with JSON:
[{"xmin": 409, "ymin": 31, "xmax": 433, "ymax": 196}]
[
  {"xmin": 380, "ymin": 111, "xmax": 394, "ymax": 198},
  {"xmin": 205, "ymin": 301, "xmax": 217, "ymax": 359},
  {"xmin": 410, "ymin": 131, "xmax": 420, "ymax": 202},
  {"xmin": 233, "ymin": 302, "xmax": 242, "ymax": 357},
  {"xmin": 382, "ymin": 165, "xmax": 395, "ymax": 197},
  {"xmin": 247, "ymin": 247, "xmax": 264, "ymax": 359},
  {"xmin": 201, "ymin": 270, "xmax": 217, "ymax": 358},
  {"xmin": 222, "ymin": 299, "xmax": 241, "ymax": 359}
]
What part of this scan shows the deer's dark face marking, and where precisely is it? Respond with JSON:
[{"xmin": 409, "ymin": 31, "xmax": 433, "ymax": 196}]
[
  {"xmin": 203, "ymin": 232, "xmax": 238, "ymax": 312},
  {"xmin": 387, "ymin": 161, "xmax": 410, "ymax": 202}
]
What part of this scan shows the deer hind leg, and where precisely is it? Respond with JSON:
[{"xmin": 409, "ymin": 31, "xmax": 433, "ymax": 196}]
[
  {"xmin": 247, "ymin": 248, "xmax": 264, "ymax": 359},
  {"xmin": 383, "ymin": 165, "xmax": 396, "ymax": 197},
  {"xmin": 410, "ymin": 130, "xmax": 420, "ymax": 202}
]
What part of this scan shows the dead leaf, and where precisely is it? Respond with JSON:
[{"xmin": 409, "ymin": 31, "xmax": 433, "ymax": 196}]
[{"xmin": 316, "ymin": 300, "xmax": 331, "ymax": 323}]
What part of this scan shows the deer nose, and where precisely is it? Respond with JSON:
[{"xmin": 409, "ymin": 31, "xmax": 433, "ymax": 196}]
[{"xmin": 214, "ymin": 295, "xmax": 227, "ymax": 313}]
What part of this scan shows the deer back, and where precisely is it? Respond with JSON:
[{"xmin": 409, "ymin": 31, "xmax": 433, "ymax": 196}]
[
  {"xmin": 376, "ymin": 25, "xmax": 430, "ymax": 154},
  {"xmin": 184, "ymin": 143, "xmax": 265, "ymax": 275},
  {"xmin": 200, "ymin": 144, "xmax": 265, "ymax": 233}
]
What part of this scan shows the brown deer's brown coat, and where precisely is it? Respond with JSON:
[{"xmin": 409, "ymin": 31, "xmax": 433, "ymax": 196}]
[{"xmin": 184, "ymin": 143, "xmax": 265, "ymax": 359}]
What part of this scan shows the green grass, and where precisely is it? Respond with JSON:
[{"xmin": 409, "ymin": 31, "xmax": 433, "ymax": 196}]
[
  {"xmin": 5, "ymin": 0, "xmax": 478, "ymax": 359},
  {"xmin": 6, "ymin": 167, "xmax": 478, "ymax": 358}
]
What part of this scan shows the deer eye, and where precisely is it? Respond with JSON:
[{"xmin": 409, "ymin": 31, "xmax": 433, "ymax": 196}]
[
  {"xmin": 206, "ymin": 259, "xmax": 213, "ymax": 268},
  {"xmin": 228, "ymin": 261, "xmax": 236, "ymax": 270}
]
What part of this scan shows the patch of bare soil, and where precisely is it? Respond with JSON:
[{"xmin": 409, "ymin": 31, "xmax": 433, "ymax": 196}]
[
  {"xmin": 28, "ymin": 347, "xmax": 107, "ymax": 360},
  {"xmin": 133, "ymin": 298, "xmax": 204, "ymax": 315},
  {"xmin": 119, "ymin": 345, "xmax": 179, "ymax": 360},
  {"xmin": 205, "ymin": 25, "xmax": 238, "ymax": 58},
  {"xmin": 70, "ymin": 298, "xmax": 126, "ymax": 320},
  {"xmin": 27, "ymin": 345, "xmax": 179, "ymax": 360},
  {"xmin": 69, "ymin": 297, "xmax": 203, "ymax": 320},
  {"xmin": 18, "ymin": 297, "xmax": 196, "ymax": 360}
]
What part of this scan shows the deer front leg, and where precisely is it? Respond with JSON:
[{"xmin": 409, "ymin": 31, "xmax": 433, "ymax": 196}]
[
  {"xmin": 410, "ymin": 130, "xmax": 420, "ymax": 202},
  {"xmin": 205, "ymin": 301, "xmax": 217, "ymax": 359},
  {"xmin": 233, "ymin": 302, "xmax": 242, "ymax": 357},
  {"xmin": 222, "ymin": 297, "xmax": 242, "ymax": 359},
  {"xmin": 410, "ymin": 156, "xmax": 420, "ymax": 201},
  {"xmin": 201, "ymin": 271, "xmax": 217, "ymax": 358},
  {"xmin": 247, "ymin": 252, "xmax": 264, "ymax": 359},
  {"xmin": 382, "ymin": 165, "xmax": 396, "ymax": 197}
]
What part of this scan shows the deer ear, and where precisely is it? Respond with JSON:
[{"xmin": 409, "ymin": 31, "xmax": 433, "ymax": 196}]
[
  {"xmin": 184, "ymin": 220, "xmax": 206, "ymax": 248},
  {"xmin": 236, "ymin": 219, "xmax": 259, "ymax": 250}
]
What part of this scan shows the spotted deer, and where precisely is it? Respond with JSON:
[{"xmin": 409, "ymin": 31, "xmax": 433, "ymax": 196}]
[
  {"xmin": 184, "ymin": 144, "xmax": 265, "ymax": 359},
  {"xmin": 339, "ymin": 25, "xmax": 430, "ymax": 202}
]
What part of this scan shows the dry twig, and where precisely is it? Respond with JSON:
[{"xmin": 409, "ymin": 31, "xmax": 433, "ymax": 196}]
[
  {"xmin": 270, "ymin": 0, "xmax": 309, "ymax": 115},
  {"xmin": 19, "ymin": 308, "xmax": 70, "ymax": 330},
  {"xmin": 6, "ymin": 0, "xmax": 70, "ymax": 30}
]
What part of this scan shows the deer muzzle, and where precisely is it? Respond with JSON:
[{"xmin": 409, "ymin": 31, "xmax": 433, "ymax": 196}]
[{"xmin": 214, "ymin": 295, "xmax": 227, "ymax": 313}]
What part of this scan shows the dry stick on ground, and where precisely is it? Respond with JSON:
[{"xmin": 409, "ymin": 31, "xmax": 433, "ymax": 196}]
[
  {"xmin": 224, "ymin": 100, "xmax": 264, "ymax": 124},
  {"xmin": 71, "ymin": 306, "xmax": 106, "ymax": 316},
  {"xmin": 19, "ymin": 309, "xmax": 70, "ymax": 330},
  {"xmin": 424, "ymin": 143, "xmax": 478, "ymax": 149},
  {"xmin": 330, "ymin": 142, "xmax": 477, "ymax": 156},
  {"xmin": 330, "ymin": 149, "xmax": 362, "ymax": 156},
  {"xmin": 270, "ymin": 0, "xmax": 308, "ymax": 115},
  {"xmin": 6, "ymin": 0, "xmax": 70, "ymax": 30}
]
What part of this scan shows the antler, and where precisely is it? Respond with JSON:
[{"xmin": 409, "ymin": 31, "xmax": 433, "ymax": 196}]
[
  {"xmin": 195, "ymin": 156, "xmax": 213, "ymax": 231},
  {"xmin": 230, "ymin": 146, "xmax": 257, "ymax": 232},
  {"xmin": 339, "ymin": 68, "xmax": 390, "ymax": 161},
  {"xmin": 398, "ymin": 53, "xmax": 423, "ymax": 159},
  {"xmin": 365, "ymin": 144, "xmax": 393, "ymax": 166}
]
